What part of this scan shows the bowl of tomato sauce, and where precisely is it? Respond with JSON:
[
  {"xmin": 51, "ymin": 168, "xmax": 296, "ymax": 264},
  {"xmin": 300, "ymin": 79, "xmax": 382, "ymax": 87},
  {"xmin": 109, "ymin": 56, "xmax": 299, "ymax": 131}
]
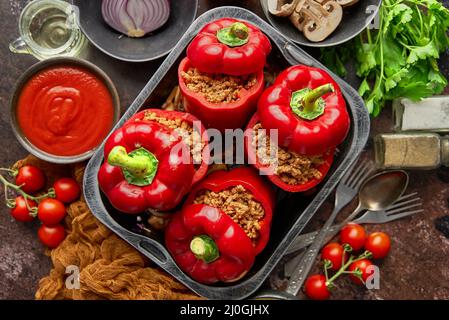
[{"xmin": 10, "ymin": 57, "xmax": 120, "ymax": 163}]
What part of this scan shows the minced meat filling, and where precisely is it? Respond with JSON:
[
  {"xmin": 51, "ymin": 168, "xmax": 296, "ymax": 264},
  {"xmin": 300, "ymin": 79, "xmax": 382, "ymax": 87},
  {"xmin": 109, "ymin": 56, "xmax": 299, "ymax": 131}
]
[
  {"xmin": 141, "ymin": 111, "xmax": 203, "ymax": 164},
  {"xmin": 252, "ymin": 123, "xmax": 324, "ymax": 185},
  {"xmin": 193, "ymin": 185, "xmax": 264, "ymax": 241},
  {"xmin": 181, "ymin": 68, "xmax": 257, "ymax": 103}
]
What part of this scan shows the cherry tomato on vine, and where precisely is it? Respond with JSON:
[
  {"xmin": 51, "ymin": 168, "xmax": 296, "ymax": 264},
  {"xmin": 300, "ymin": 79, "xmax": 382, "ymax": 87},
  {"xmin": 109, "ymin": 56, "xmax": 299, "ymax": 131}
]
[
  {"xmin": 365, "ymin": 232, "xmax": 391, "ymax": 259},
  {"xmin": 38, "ymin": 224, "xmax": 65, "ymax": 248},
  {"xmin": 349, "ymin": 259, "xmax": 375, "ymax": 285},
  {"xmin": 321, "ymin": 242, "xmax": 347, "ymax": 271},
  {"xmin": 15, "ymin": 165, "xmax": 46, "ymax": 194},
  {"xmin": 37, "ymin": 198, "xmax": 66, "ymax": 226},
  {"xmin": 53, "ymin": 178, "xmax": 81, "ymax": 204},
  {"xmin": 304, "ymin": 274, "xmax": 330, "ymax": 300},
  {"xmin": 10, "ymin": 196, "xmax": 37, "ymax": 222},
  {"xmin": 340, "ymin": 223, "xmax": 367, "ymax": 251}
]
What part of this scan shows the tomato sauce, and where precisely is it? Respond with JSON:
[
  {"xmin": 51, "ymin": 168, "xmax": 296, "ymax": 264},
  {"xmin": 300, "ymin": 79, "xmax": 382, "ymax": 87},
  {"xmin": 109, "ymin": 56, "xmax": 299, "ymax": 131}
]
[{"xmin": 17, "ymin": 65, "xmax": 115, "ymax": 156}]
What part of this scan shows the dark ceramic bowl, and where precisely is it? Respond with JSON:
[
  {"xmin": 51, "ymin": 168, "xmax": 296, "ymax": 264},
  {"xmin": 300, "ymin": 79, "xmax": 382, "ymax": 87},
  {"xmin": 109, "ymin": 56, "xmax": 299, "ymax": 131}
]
[
  {"xmin": 10, "ymin": 57, "xmax": 120, "ymax": 164},
  {"xmin": 260, "ymin": 0, "xmax": 381, "ymax": 47},
  {"xmin": 72, "ymin": 0, "xmax": 198, "ymax": 62}
]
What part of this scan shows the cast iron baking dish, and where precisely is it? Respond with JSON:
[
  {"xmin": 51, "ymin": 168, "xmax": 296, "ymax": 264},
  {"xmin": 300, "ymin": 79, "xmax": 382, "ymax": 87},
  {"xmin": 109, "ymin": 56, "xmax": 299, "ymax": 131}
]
[{"xmin": 83, "ymin": 6, "xmax": 370, "ymax": 300}]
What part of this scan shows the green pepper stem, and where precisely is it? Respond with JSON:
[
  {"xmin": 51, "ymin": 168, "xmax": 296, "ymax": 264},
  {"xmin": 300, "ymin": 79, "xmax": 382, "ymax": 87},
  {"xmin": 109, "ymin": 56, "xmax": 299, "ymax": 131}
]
[
  {"xmin": 303, "ymin": 84, "xmax": 334, "ymax": 113},
  {"xmin": 108, "ymin": 146, "xmax": 155, "ymax": 179},
  {"xmin": 217, "ymin": 22, "xmax": 250, "ymax": 47},
  {"xmin": 190, "ymin": 235, "xmax": 220, "ymax": 264},
  {"xmin": 230, "ymin": 22, "xmax": 249, "ymax": 40}
]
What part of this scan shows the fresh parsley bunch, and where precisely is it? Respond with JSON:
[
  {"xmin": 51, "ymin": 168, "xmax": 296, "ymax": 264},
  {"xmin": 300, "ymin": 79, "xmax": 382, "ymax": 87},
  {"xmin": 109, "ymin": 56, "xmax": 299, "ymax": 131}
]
[{"xmin": 322, "ymin": 0, "xmax": 449, "ymax": 116}]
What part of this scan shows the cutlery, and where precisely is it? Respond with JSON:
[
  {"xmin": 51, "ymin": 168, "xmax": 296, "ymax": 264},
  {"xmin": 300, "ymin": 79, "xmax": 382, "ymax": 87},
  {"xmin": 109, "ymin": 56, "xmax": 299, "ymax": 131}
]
[{"xmin": 286, "ymin": 192, "xmax": 422, "ymax": 255}]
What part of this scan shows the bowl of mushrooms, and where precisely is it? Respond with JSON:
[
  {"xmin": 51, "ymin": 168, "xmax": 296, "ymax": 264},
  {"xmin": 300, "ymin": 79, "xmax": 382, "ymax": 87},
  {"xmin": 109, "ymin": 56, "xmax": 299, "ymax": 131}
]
[{"xmin": 260, "ymin": 0, "xmax": 381, "ymax": 47}]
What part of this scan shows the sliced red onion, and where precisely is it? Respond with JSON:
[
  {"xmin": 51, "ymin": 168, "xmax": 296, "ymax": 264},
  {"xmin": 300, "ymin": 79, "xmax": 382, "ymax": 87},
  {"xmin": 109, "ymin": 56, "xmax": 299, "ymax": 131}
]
[{"xmin": 101, "ymin": 0, "xmax": 170, "ymax": 38}]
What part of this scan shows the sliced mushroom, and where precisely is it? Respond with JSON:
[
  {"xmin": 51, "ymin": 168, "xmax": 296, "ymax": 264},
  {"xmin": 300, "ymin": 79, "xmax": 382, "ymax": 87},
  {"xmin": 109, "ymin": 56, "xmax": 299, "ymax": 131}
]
[
  {"xmin": 305, "ymin": 0, "xmax": 358, "ymax": 8},
  {"xmin": 301, "ymin": 0, "xmax": 343, "ymax": 42},
  {"xmin": 268, "ymin": 0, "xmax": 300, "ymax": 17},
  {"xmin": 289, "ymin": 0, "xmax": 307, "ymax": 31}
]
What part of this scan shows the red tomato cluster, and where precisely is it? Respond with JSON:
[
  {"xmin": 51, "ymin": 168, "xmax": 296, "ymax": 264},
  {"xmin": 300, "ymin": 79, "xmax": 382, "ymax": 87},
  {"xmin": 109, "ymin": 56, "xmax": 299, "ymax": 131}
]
[
  {"xmin": 304, "ymin": 223, "xmax": 391, "ymax": 300},
  {"xmin": 4, "ymin": 165, "xmax": 81, "ymax": 248}
]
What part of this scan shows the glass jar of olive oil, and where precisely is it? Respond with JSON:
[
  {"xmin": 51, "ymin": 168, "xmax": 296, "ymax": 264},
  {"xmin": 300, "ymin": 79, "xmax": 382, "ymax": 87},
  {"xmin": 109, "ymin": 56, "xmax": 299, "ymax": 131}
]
[{"xmin": 9, "ymin": 0, "xmax": 87, "ymax": 60}]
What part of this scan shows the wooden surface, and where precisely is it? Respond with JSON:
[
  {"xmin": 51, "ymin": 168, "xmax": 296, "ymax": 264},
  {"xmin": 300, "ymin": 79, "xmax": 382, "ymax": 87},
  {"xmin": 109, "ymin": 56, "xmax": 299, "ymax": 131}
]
[{"xmin": 1, "ymin": 0, "xmax": 449, "ymax": 300}]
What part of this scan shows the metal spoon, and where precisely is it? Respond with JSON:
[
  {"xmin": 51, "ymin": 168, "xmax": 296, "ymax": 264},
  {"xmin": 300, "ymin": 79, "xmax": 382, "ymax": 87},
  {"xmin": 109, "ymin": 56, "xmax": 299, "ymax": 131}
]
[{"xmin": 252, "ymin": 170, "xmax": 409, "ymax": 300}]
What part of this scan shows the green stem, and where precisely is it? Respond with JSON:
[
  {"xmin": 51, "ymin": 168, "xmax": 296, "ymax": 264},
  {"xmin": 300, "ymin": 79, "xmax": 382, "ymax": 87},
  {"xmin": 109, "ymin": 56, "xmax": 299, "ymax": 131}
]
[
  {"xmin": 216, "ymin": 22, "xmax": 250, "ymax": 47},
  {"xmin": 323, "ymin": 260, "xmax": 331, "ymax": 282},
  {"xmin": 302, "ymin": 84, "xmax": 335, "ymax": 113},
  {"xmin": 324, "ymin": 250, "xmax": 372, "ymax": 287},
  {"xmin": 366, "ymin": 28, "xmax": 372, "ymax": 45},
  {"xmin": 326, "ymin": 255, "xmax": 354, "ymax": 285},
  {"xmin": 108, "ymin": 146, "xmax": 158, "ymax": 187},
  {"xmin": 190, "ymin": 235, "xmax": 219, "ymax": 263},
  {"xmin": 0, "ymin": 168, "xmax": 18, "ymax": 176},
  {"xmin": 290, "ymin": 83, "xmax": 335, "ymax": 121},
  {"xmin": 0, "ymin": 174, "xmax": 55, "ymax": 216}
]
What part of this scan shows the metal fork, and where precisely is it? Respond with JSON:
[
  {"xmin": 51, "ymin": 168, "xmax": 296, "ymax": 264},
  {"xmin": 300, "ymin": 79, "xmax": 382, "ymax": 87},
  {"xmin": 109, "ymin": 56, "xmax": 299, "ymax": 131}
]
[
  {"xmin": 285, "ymin": 192, "xmax": 423, "ymax": 254},
  {"xmin": 283, "ymin": 160, "xmax": 375, "ymax": 296},
  {"xmin": 283, "ymin": 192, "xmax": 422, "ymax": 277}
]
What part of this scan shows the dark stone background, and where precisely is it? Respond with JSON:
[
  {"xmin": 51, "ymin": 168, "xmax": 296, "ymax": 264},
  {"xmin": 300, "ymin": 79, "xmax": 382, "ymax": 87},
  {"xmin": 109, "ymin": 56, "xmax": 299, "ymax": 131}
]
[{"xmin": 0, "ymin": 0, "xmax": 448, "ymax": 299}]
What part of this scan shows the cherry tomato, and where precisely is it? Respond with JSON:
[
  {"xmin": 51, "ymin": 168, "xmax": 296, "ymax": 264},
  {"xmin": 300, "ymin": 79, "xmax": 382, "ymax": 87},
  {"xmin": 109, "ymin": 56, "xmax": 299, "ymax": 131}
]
[
  {"xmin": 321, "ymin": 242, "xmax": 346, "ymax": 271},
  {"xmin": 365, "ymin": 232, "xmax": 391, "ymax": 259},
  {"xmin": 348, "ymin": 259, "xmax": 375, "ymax": 285},
  {"xmin": 53, "ymin": 178, "xmax": 81, "ymax": 204},
  {"xmin": 10, "ymin": 196, "xmax": 37, "ymax": 222},
  {"xmin": 340, "ymin": 223, "xmax": 367, "ymax": 251},
  {"xmin": 304, "ymin": 274, "xmax": 330, "ymax": 300},
  {"xmin": 37, "ymin": 198, "xmax": 66, "ymax": 226},
  {"xmin": 38, "ymin": 224, "xmax": 65, "ymax": 248},
  {"xmin": 15, "ymin": 165, "xmax": 46, "ymax": 194}
]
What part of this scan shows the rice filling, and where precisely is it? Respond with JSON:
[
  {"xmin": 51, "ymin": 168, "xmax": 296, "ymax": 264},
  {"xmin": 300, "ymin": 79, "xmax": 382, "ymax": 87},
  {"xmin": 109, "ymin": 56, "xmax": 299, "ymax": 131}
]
[
  {"xmin": 181, "ymin": 67, "xmax": 257, "ymax": 103},
  {"xmin": 193, "ymin": 185, "xmax": 265, "ymax": 241},
  {"xmin": 140, "ymin": 111, "xmax": 204, "ymax": 164},
  {"xmin": 252, "ymin": 123, "xmax": 324, "ymax": 185}
]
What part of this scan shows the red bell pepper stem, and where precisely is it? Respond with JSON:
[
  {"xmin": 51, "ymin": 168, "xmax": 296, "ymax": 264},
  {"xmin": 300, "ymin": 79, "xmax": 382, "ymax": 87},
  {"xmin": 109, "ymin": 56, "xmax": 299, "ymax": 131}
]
[
  {"xmin": 303, "ymin": 84, "xmax": 335, "ymax": 113},
  {"xmin": 291, "ymin": 83, "xmax": 335, "ymax": 121},
  {"xmin": 108, "ymin": 146, "xmax": 158, "ymax": 186},
  {"xmin": 217, "ymin": 22, "xmax": 250, "ymax": 47},
  {"xmin": 190, "ymin": 235, "xmax": 220, "ymax": 263}
]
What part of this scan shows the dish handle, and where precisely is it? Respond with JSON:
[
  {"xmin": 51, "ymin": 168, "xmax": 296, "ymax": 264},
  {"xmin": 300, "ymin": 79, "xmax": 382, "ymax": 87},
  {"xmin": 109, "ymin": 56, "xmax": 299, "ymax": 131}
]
[
  {"xmin": 138, "ymin": 239, "xmax": 171, "ymax": 266},
  {"xmin": 282, "ymin": 43, "xmax": 319, "ymax": 68}
]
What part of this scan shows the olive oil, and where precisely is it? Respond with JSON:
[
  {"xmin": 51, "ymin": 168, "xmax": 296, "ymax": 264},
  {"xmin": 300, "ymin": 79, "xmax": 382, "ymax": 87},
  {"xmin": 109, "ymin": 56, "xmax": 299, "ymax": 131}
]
[
  {"xmin": 29, "ymin": 7, "xmax": 72, "ymax": 50},
  {"xmin": 10, "ymin": 0, "xmax": 87, "ymax": 60}
]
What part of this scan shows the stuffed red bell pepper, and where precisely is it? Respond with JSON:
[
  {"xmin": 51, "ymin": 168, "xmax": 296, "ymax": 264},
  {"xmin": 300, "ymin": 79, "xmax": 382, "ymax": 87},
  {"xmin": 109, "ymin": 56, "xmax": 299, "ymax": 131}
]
[
  {"xmin": 178, "ymin": 18, "xmax": 271, "ymax": 131},
  {"xmin": 244, "ymin": 65, "xmax": 349, "ymax": 192},
  {"xmin": 126, "ymin": 109, "xmax": 210, "ymax": 185},
  {"xmin": 245, "ymin": 113, "xmax": 335, "ymax": 192},
  {"xmin": 258, "ymin": 65, "xmax": 350, "ymax": 156},
  {"xmin": 165, "ymin": 204, "xmax": 256, "ymax": 284},
  {"xmin": 183, "ymin": 166, "xmax": 275, "ymax": 255},
  {"xmin": 98, "ymin": 121, "xmax": 195, "ymax": 214}
]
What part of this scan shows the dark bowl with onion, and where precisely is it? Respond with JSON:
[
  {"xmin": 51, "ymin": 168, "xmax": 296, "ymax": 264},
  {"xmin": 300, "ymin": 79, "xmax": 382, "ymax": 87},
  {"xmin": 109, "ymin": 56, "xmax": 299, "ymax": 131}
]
[{"xmin": 72, "ymin": 0, "xmax": 198, "ymax": 62}]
